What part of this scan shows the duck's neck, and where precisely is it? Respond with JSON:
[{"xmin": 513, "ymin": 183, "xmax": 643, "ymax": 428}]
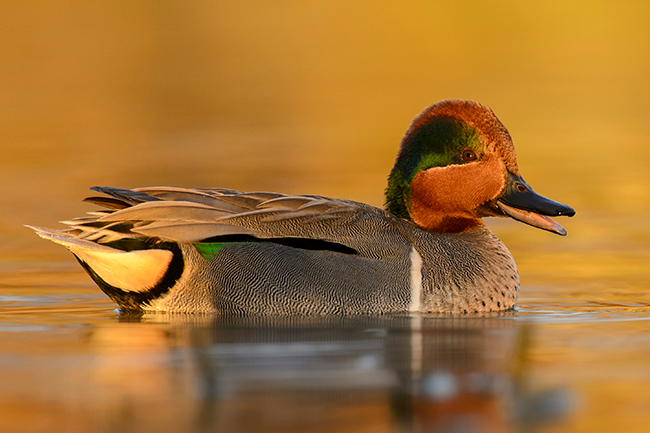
[
  {"xmin": 411, "ymin": 211, "xmax": 484, "ymax": 233},
  {"xmin": 385, "ymin": 166, "xmax": 411, "ymax": 220}
]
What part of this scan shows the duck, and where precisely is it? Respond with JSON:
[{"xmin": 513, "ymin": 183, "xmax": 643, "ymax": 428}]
[{"xmin": 28, "ymin": 99, "xmax": 575, "ymax": 314}]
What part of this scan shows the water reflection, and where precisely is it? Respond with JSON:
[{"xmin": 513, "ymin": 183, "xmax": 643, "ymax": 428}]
[
  {"xmin": 81, "ymin": 313, "xmax": 570, "ymax": 433},
  {"xmin": 0, "ymin": 284, "xmax": 595, "ymax": 432}
]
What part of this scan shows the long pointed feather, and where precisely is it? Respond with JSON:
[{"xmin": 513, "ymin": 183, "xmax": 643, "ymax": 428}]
[
  {"xmin": 27, "ymin": 225, "xmax": 120, "ymax": 253},
  {"xmin": 195, "ymin": 187, "xmax": 243, "ymax": 195},
  {"xmin": 83, "ymin": 196, "xmax": 131, "ymax": 210},
  {"xmin": 98, "ymin": 201, "xmax": 235, "ymax": 222},
  {"xmin": 90, "ymin": 186, "xmax": 161, "ymax": 204},
  {"xmin": 132, "ymin": 187, "xmax": 249, "ymax": 212},
  {"xmin": 256, "ymin": 196, "xmax": 315, "ymax": 210},
  {"xmin": 210, "ymin": 194, "xmax": 260, "ymax": 210},
  {"xmin": 157, "ymin": 192, "xmax": 247, "ymax": 212},
  {"xmin": 132, "ymin": 221, "xmax": 254, "ymax": 242},
  {"xmin": 238, "ymin": 191, "xmax": 283, "ymax": 201},
  {"xmin": 296, "ymin": 200, "xmax": 347, "ymax": 212}
]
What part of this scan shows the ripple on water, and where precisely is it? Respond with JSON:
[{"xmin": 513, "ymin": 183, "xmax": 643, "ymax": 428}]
[
  {"xmin": 0, "ymin": 293, "xmax": 117, "ymax": 322},
  {"xmin": 0, "ymin": 294, "xmax": 104, "ymax": 307},
  {"xmin": 0, "ymin": 322, "xmax": 52, "ymax": 333},
  {"xmin": 516, "ymin": 288, "xmax": 650, "ymax": 324}
]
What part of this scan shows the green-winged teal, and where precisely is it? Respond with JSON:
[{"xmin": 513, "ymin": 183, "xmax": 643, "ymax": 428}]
[{"xmin": 29, "ymin": 100, "xmax": 574, "ymax": 314}]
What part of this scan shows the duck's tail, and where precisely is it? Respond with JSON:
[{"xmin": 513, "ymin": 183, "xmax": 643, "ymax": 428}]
[{"xmin": 26, "ymin": 225, "xmax": 181, "ymax": 309}]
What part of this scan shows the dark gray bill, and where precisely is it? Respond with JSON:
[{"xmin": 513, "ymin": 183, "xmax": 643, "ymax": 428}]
[{"xmin": 497, "ymin": 172, "xmax": 575, "ymax": 235}]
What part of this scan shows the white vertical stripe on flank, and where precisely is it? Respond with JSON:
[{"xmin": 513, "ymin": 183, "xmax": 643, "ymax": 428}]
[{"xmin": 409, "ymin": 246, "xmax": 423, "ymax": 312}]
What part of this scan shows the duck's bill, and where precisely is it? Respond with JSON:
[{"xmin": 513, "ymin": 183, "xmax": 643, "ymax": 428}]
[{"xmin": 497, "ymin": 172, "xmax": 575, "ymax": 236}]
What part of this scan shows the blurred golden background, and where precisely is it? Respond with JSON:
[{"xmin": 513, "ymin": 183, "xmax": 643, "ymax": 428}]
[{"xmin": 2, "ymin": 2, "xmax": 650, "ymax": 432}]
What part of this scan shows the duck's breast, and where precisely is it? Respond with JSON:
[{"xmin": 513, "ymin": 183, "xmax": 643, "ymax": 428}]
[{"xmin": 414, "ymin": 226, "xmax": 519, "ymax": 313}]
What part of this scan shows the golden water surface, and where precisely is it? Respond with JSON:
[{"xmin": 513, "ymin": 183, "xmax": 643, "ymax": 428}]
[{"xmin": 1, "ymin": 2, "xmax": 650, "ymax": 432}]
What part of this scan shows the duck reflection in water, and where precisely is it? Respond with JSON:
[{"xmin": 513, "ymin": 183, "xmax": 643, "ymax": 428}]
[{"xmin": 107, "ymin": 313, "xmax": 573, "ymax": 432}]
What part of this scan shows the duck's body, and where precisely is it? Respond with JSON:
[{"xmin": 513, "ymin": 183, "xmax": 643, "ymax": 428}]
[{"xmin": 29, "ymin": 100, "xmax": 573, "ymax": 314}]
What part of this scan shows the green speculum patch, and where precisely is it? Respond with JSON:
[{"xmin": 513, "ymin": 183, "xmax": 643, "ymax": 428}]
[
  {"xmin": 384, "ymin": 117, "xmax": 482, "ymax": 219},
  {"xmin": 193, "ymin": 242, "xmax": 229, "ymax": 260}
]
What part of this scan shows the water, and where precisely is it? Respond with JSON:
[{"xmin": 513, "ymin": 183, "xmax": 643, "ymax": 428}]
[
  {"xmin": 2, "ymin": 1, "xmax": 650, "ymax": 432},
  {"xmin": 2, "ymin": 264, "xmax": 649, "ymax": 432}
]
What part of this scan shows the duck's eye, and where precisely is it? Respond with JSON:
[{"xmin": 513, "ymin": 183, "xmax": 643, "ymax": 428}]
[{"xmin": 461, "ymin": 149, "xmax": 477, "ymax": 162}]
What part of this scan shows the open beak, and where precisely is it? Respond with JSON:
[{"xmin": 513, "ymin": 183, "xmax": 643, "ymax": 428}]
[{"xmin": 497, "ymin": 172, "xmax": 575, "ymax": 236}]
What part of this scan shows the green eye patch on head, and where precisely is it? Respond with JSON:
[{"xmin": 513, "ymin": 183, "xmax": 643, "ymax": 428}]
[{"xmin": 398, "ymin": 116, "xmax": 483, "ymax": 181}]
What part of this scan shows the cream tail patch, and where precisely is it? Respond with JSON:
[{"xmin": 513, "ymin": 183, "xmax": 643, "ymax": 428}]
[{"xmin": 73, "ymin": 248, "xmax": 173, "ymax": 293}]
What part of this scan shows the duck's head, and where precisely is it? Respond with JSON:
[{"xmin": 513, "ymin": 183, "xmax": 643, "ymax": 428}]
[{"xmin": 385, "ymin": 99, "xmax": 575, "ymax": 235}]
